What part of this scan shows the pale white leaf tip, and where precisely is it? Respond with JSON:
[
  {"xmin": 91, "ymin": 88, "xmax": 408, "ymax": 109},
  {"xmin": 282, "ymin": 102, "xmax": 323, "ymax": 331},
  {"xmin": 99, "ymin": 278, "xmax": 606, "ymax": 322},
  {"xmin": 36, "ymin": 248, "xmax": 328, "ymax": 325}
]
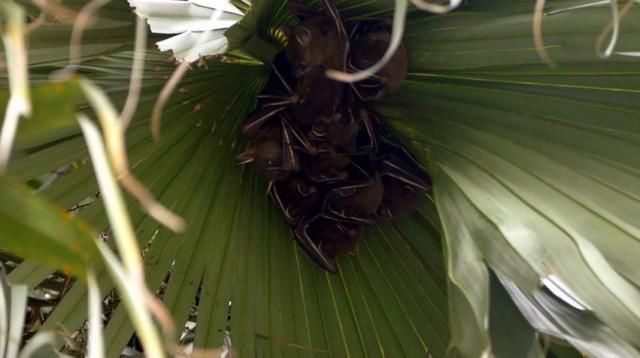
[
  {"xmin": 128, "ymin": 0, "xmax": 243, "ymax": 62},
  {"xmin": 616, "ymin": 51, "xmax": 640, "ymax": 57},
  {"xmin": 0, "ymin": 1, "xmax": 31, "ymax": 173},
  {"xmin": 409, "ymin": 0, "xmax": 463, "ymax": 14},
  {"xmin": 542, "ymin": 274, "xmax": 590, "ymax": 311}
]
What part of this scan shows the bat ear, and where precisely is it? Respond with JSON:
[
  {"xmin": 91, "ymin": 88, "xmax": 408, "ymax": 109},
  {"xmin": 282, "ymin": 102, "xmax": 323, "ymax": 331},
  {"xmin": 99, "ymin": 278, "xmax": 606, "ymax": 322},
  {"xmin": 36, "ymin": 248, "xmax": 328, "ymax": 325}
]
[
  {"xmin": 288, "ymin": 2, "xmax": 315, "ymax": 21},
  {"xmin": 294, "ymin": 25, "xmax": 312, "ymax": 46}
]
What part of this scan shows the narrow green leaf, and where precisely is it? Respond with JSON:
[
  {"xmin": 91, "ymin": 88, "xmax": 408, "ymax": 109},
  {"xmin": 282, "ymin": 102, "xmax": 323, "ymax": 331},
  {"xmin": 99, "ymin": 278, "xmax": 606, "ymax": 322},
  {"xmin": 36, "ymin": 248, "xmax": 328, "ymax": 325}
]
[
  {"xmin": 0, "ymin": 266, "xmax": 8, "ymax": 358},
  {"xmin": 6, "ymin": 283, "xmax": 27, "ymax": 358},
  {"xmin": 434, "ymin": 169, "xmax": 490, "ymax": 358},
  {"xmin": 87, "ymin": 270, "xmax": 104, "ymax": 358},
  {"xmin": 0, "ymin": 265, "xmax": 28, "ymax": 358}
]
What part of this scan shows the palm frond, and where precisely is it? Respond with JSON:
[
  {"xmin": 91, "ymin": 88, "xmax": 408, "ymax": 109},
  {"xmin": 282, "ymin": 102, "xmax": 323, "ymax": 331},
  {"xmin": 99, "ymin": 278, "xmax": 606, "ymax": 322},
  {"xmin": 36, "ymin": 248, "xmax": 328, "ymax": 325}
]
[
  {"xmin": 2, "ymin": 0, "xmax": 640, "ymax": 356},
  {"xmin": 5, "ymin": 38, "xmax": 448, "ymax": 354},
  {"xmin": 376, "ymin": 0, "xmax": 640, "ymax": 355}
]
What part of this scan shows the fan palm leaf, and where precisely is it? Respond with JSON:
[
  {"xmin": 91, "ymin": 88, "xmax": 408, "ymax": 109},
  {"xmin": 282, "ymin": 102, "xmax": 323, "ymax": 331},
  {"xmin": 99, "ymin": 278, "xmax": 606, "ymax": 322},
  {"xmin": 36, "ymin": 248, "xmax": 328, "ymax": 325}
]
[{"xmin": 1, "ymin": 0, "xmax": 640, "ymax": 356}]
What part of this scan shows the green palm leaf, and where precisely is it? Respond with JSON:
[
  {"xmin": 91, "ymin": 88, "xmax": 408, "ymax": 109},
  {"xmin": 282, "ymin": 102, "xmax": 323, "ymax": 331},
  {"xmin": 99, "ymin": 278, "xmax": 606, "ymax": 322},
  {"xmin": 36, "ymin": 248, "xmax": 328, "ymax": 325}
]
[
  {"xmin": 2, "ymin": 0, "xmax": 639, "ymax": 356},
  {"xmin": 8, "ymin": 52, "xmax": 446, "ymax": 355},
  {"xmin": 378, "ymin": 0, "xmax": 640, "ymax": 355}
]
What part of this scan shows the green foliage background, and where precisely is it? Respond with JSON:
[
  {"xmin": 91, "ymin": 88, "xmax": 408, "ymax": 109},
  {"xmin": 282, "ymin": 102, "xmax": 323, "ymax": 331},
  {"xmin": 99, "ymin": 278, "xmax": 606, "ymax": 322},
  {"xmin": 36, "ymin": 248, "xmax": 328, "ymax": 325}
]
[{"xmin": 1, "ymin": 0, "xmax": 640, "ymax": 356}]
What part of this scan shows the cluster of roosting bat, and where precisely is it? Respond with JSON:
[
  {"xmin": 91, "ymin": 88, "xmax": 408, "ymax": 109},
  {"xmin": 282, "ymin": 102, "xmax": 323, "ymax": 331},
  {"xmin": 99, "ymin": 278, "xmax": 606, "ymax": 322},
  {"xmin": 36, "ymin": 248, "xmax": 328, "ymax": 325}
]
[{"xmin": 237, "ymin": 1, "xmax": 431, "ymax": 273}]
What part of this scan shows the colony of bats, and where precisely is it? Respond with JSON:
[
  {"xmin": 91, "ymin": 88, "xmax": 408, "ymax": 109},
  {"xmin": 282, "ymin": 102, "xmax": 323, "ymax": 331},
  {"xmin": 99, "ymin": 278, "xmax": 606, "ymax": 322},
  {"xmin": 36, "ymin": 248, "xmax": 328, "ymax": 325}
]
[{"xmin": 237, "ymin": 1, "xmax": 431, "ymax": 273}]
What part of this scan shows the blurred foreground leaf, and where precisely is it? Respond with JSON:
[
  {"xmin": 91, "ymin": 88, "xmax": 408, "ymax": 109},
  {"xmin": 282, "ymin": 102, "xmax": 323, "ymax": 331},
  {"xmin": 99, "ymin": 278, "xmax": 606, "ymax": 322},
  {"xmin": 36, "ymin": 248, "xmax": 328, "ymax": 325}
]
[
  {"xmin": 0, "ymin": 265, "xmax": 27, "ymax": 358},
  {"xmin": 0, "ymin": 177, "xmax": 100, "ymax": 277},
  {"xmin": 0, "ymin": 81, "xmax": 84, "ymax": 151}
]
